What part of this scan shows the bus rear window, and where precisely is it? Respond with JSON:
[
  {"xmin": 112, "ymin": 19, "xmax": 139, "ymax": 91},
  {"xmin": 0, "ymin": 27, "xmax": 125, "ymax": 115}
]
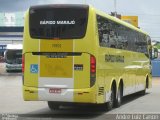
[{"xmin": 29, "ymin": 4, "xmax": 89, "ymax": 39}]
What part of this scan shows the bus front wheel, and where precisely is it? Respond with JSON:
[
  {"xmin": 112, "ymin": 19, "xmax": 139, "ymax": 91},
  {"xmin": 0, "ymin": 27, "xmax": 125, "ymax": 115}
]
[{"xmin": 139, "ymin": 78, "xmax": 148, "ymax": 95}]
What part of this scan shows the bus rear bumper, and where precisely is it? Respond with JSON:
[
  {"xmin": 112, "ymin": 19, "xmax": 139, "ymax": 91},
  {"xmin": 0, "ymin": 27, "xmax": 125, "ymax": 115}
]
[
  {"xmin": 23, "ymin": 86, "xmax": 96, "ymax": 103},
  {"xmin": 6, "ymin": 64, "xmax": 22, "ymax": 71}
]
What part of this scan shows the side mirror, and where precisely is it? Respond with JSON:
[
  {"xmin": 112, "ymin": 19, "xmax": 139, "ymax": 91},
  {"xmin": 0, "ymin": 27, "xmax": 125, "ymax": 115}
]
[
  {"xmin": 154, "ymin": 48, "xmax": 158, "ymax": 59},
  {"xmin": 151, "ymin": 47, "xmax": 158, "ymax": 59}
]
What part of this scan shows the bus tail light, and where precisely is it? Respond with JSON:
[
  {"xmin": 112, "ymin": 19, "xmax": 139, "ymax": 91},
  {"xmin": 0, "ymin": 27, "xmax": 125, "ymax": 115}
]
[
  {"xmin": 22, "ymin": 54, "xmax": 25, "ymax": 73},
  {"xmin": 90, "ymin": 55, "xmax": 96, "ymax": 87}
]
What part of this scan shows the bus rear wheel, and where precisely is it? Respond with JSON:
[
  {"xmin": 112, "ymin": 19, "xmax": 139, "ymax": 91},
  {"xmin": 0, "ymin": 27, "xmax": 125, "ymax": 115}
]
[
  {"xmin": 139, "ymin": 85, "xmax": 146, "ymax": 95},
  {"xmin": 48, "ymin": 101, "xmax": 60, "ymax": 110},
  {"xmin": 115, "ymin": 84, "xmax": 123, "ymax": 107},
  {"xmin": 106, "ymin": 85, "xmax": 116, "ymax": 110}
]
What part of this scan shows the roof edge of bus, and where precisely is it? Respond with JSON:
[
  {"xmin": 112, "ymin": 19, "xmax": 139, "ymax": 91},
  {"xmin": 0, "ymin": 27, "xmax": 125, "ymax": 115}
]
[
  {"xmin": 6, "ymin": 44, "xmax": 23, "ymax": 50},
  {"xmin": 29, "ymin": 4, "xmax": 89, "ymax": 9},
  {"xmin": 94, "ymin": 8, "xmax": 149, "ymax": 36}
]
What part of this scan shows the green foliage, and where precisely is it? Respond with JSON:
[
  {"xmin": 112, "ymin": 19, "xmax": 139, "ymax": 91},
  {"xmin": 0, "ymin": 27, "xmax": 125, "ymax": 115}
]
[{"xmin": 154, "ymin": 43, "xmax": 160, "ymax": 49}]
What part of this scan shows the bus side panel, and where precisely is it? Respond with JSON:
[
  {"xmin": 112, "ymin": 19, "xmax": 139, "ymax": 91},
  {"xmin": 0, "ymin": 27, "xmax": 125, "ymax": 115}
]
[
  {"xmin": 96, "ymin": 48, "xmax": 106, "ymax": 103},
  {"xmin": 97, "ymin": 48, "xmax": 127, "ymax": 103},
  {"xmin": 135, "ymin": 53, "xmax": 150, "ymax": 92},
  {"xmin": 123, "ymin": 52, "xmax": 138, "ymax": 96}
]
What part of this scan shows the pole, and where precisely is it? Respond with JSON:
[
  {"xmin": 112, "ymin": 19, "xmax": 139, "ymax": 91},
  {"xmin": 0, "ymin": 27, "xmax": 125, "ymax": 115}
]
[{"xmin": 114, "ymin": 0, "xmax": 117, "ymax": 17}]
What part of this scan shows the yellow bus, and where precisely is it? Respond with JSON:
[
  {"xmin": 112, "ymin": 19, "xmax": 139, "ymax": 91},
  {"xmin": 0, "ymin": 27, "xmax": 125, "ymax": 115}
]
[{"xmin": 23, "ymin": 4, "xmax": 154, "ymax": 110}]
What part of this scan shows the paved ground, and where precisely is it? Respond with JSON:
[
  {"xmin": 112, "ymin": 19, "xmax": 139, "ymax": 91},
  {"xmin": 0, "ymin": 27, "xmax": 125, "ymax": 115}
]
[{"xmin": 0, "ymin": 64, "xmax": 160, "ymax": 119}]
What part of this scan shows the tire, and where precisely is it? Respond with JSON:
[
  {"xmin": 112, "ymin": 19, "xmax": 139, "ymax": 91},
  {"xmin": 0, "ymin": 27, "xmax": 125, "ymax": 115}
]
[
  {"xmin": 48, "ymin": 101, "xmax": 60, "ymax": 110},
  {"xmin": 106, "ymin": 85, "xmax": 116, "ymax": 110},
  {"xmin": 115, "ymin": 84, "xmax": 123, "ymax": 107},
  {"xmin": 140, "ymin": 89, "xmax": 146, "ymax": 95},
  {"xmin": 139, "ymin": 81, "xmax": 146, "ymax": 95},
  {"xmin": 139, "ymin": 86, "xmax": 146, "ymax": 95}
]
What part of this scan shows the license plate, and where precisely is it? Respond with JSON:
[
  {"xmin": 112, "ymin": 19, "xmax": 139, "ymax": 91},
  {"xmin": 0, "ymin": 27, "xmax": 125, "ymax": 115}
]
[{"xmin": 49, "ymin": 88, "xmax": 61, "ymax": 94}]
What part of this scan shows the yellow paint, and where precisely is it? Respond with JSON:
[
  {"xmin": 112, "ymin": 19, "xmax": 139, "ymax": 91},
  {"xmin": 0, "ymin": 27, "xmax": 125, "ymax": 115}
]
[
  {"xmin": 24, "ymin": 53, "xmax": 39, "ymax": 87},
  {"xmin": 23, "ymin": 11, "xmax": 39, "ymax": 88},
  {"xmin": 23, "ymin": 86, "xmax": 38, "ymax": 100},
  {"xmin": 74, "ymin": 53, "xmax": 90, "ymax": 89},
  {"xmin": 40, "ymin": 40, "xmax": 73, "ymax": 52},
  {"xmin": 121, "ymin": 16, "xmax": 138, "ymax": 28},
  {"xmin": 39, "ymin": 40, "xmax": 73, "ymax": 77},
  {"xmin": 74, "ymin": 87, "xmax": 96, "ymax": 103},
  {"xmin": 40, "ymin": 56, "xmax": 73, "ymax": 78}
]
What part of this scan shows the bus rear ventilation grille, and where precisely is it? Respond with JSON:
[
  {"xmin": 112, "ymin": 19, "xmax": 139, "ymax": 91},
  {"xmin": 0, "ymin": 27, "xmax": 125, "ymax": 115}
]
[{"xmin": 98, "ymin": 87, "xmax": 104, "ymax": 96}]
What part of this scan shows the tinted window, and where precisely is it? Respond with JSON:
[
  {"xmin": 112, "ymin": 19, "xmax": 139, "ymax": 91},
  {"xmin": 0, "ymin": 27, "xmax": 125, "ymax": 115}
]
[
  {"xmin": 29, "ymin": 5, "xmax": 89, "ymax": 39},
  {"xmin": 134, "ymin": 33, "xmax": 148, "ymax": 53},
  {"xmin": 97, "ymin": 15, "xmax": 148, "ymax": 54},
  {"xmin": 97, "ymin": 15, "xmax": 128, "ymax": 49}
]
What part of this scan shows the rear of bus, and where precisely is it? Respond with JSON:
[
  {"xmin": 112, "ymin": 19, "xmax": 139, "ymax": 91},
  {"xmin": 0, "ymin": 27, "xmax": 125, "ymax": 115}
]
[{"xmin": 23, "ymin": 4, "xmax": 98, "ymax": 106}]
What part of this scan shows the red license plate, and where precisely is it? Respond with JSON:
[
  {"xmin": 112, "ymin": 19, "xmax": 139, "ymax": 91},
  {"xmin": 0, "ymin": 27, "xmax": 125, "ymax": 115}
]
[{"xmin": 49, "ymin": 88, "xmax": 61, "ymax": 94}]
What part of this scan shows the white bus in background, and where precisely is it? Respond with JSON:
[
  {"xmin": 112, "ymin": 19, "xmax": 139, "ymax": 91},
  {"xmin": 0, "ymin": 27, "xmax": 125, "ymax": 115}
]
[{"xmin": 4, "ymin": 44, "xmax": 23, "ymax": 72}]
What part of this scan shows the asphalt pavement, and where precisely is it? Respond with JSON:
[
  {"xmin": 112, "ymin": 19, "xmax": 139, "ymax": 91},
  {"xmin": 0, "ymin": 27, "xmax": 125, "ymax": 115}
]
[{"xmin": 0, "ymin": 64, "xmax": 160, "ymax": 119}]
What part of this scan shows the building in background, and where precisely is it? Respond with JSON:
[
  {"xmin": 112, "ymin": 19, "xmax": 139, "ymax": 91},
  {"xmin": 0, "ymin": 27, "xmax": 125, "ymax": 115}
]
[{"xmin": 0, "ymin": 12, "xmax": 24, "ymax": 57}]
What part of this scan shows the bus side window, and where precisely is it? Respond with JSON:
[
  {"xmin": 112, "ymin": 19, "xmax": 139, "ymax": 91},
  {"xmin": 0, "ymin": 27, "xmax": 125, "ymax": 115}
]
[
  {"xmin": 134, "ymin": 33, "xmax": 148, "ymax": 54},
  {"xmin": 97, "ymin": 14, "xmax": 143, "ymax": 51},
  {"xmin": 97, "ymin": 15, "xmax": 110, "ymax": 47}
]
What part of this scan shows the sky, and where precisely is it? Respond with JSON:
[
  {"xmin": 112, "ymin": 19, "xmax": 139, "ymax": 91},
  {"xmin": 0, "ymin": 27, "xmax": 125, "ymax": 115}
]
[{"xmin": 0, "ymin": 0, "xmax": 160, "ymax": 41}]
